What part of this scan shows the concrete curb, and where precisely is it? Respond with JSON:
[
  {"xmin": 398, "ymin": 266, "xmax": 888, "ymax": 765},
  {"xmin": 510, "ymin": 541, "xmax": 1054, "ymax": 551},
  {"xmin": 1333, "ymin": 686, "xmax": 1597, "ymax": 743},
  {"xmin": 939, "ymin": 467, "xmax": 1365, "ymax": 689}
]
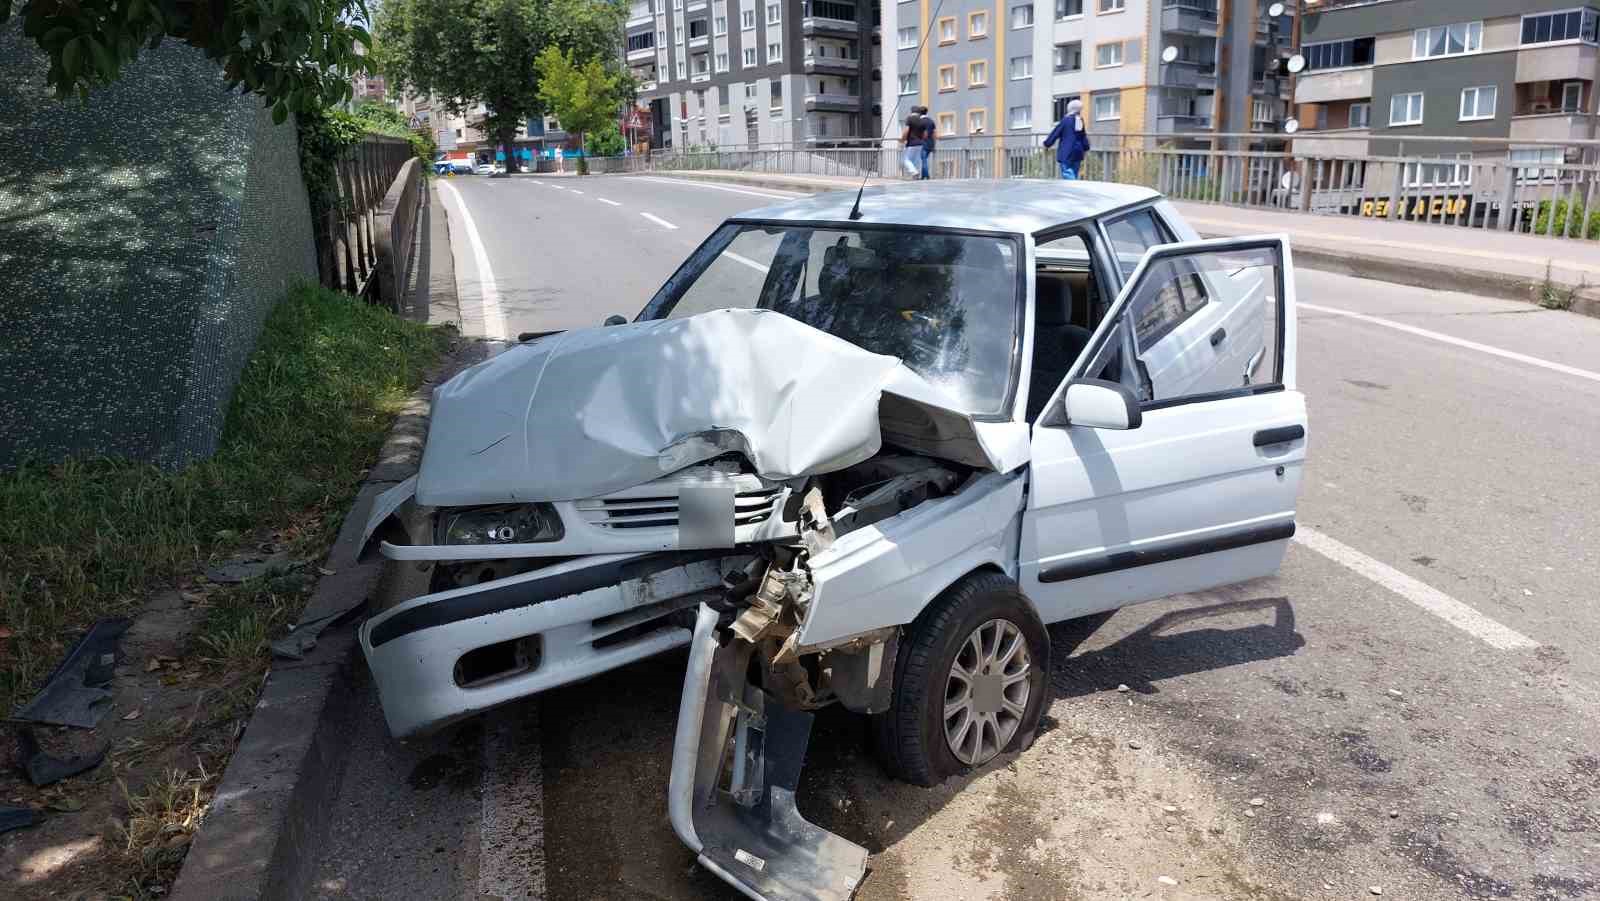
[
  {"xmin": 647, "ymin": 171, "xmax": 1600, "ymax": 319},
  {"xmin": 170, "ymin": 201, "xmax": 486, "ymax": 899}
]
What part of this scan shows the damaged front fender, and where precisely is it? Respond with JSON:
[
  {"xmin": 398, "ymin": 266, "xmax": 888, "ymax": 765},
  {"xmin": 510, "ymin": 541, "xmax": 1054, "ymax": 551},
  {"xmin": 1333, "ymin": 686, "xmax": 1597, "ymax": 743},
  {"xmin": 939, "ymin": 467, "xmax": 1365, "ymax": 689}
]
[{"xmin": 671, "ymin": 604, "xmax": 868, "ymax": 901}]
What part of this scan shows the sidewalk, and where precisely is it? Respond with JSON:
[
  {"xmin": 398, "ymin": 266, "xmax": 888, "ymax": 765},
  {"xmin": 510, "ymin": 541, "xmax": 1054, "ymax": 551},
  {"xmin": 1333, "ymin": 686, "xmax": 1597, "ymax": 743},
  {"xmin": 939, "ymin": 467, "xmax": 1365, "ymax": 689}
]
[{"xmin": 643, "ymin": 170, "xmax": 1600, "ymax": 317}]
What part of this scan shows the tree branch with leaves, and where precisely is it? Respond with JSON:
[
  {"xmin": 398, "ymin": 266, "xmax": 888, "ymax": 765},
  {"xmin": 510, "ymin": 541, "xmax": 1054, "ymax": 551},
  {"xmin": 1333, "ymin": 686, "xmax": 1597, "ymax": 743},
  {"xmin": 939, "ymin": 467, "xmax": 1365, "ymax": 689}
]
[
  {"xmin": 535, "ymin": 45, "xmax": 623, "ymax": 175},
  {"xmin": 1, "ymin": 0, "xmax": 371, "ymax": 118}
]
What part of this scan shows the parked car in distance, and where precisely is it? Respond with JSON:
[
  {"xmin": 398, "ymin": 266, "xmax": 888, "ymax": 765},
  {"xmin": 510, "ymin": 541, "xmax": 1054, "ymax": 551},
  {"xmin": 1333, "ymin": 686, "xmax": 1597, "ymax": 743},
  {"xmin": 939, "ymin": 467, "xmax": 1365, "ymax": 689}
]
[{"xmin": 358, "ymin": 180, "xmax": 1307, "ymax": 901}]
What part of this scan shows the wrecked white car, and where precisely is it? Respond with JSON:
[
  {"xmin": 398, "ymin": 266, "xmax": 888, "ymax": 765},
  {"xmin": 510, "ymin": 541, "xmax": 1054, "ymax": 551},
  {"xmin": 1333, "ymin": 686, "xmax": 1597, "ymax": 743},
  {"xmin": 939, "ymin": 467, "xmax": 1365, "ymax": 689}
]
[{"xmin": 358, "ymin": 181, "xmax": 1308, "ymax": 901}]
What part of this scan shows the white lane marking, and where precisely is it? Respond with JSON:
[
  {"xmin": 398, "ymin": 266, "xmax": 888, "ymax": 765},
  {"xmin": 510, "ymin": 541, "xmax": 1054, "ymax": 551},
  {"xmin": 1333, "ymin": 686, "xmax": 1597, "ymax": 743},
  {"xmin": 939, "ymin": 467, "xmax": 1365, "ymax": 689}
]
[
  {"xmin": 627, "ymin": 175, "xmax": 799, "ymax": 200},
  {"xmin": 725, "ymin": 251, "xmax": 770, "ymax": 273},
  {"xmin": 1293, "ymin": 526, "xmax": 1538, "ymax": 651},
  {"xmin": 597, "ymin": 197, "xmax": 622, "ymax": 206},
  {"xmin": 548, "ymin": 184, "xmax": 564, "ymax": 190},
  {"xmin": 479, "ymin": 707, "xmax": 547, "ymax": 900},
  {"xmin": 435, "ymin": 180, "xmax": 508, "ymax": 340},
  {"xmin": 567, "ymin": 188, "xmax": 584, "ymax": 195},
  {"xmin": 641, "ymin": 212, "xmax": 680, "ymax": 230},
  {"xmin": 1301, "ymin": 302, "xmax": 1600, "ymax": 384}
]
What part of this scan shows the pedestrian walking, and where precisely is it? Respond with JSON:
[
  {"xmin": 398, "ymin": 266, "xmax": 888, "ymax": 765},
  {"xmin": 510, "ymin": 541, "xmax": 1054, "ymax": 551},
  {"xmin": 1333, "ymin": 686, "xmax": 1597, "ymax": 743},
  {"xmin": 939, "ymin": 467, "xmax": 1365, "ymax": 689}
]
[
  {"xmin": 916, "ymin": 107, "xmax": 936, "ymax": 180},
  {"xmin": 900, "ymin": 107, "xmax": 925, "ymax": 177},
  {"xmin": 1042, "ymin": 98, "xmax": 1091, "ymax": 180}
]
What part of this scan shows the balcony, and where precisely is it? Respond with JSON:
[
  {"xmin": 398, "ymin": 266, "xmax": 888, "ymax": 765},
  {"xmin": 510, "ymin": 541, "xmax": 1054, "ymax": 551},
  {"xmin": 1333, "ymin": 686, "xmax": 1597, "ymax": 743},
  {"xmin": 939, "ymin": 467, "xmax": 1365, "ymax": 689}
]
[
  {"xmin": 804, "ymin": 92, "xmax": 862, "ymax": 111},
  {"xmin": 689, "ymin": 34, "xmax": 709, "ymax": 49},
  {"xmin": 637, "ymin": 80, "xmax": 659, "ymax": 93},
  {"xmin": 803, "ymin": 54, "xmax": 862, "ymax": 74},
  {"xmin": 1517, "ymin": 42, "xmax": 1600, "ymax": 84},
  {"xmin": 627, "ymin": 45, "xmax": 656, "ymax": 62},
  {"xmin": 1160, "ymin": 5, "xmax": 1218, "ymax": 37},
  {"xmin": 1291, "ymin": 128, "xmax": 1369, "ymax": 159},
  {"xmin": 1155, "ymin": 113, "xmax": 1214, "ymax": 134},
  {"xmin": 1293, "ymin": 66, "xmax": 1372, "ymax": 104},
  {"xmin": 1510, "ymin": 112, "xmax": 1599, "ymax": 142},
  {"xmin": 1160, "ymin": 60, "xmax": 1217, "ymax": 90},
  {"xmin": 803, "ymin": 16, "xmax": 859, "ymax": 37},
  {"xmin": 691, "ymin": 71, "xmax": 712, "ymax": 83}
]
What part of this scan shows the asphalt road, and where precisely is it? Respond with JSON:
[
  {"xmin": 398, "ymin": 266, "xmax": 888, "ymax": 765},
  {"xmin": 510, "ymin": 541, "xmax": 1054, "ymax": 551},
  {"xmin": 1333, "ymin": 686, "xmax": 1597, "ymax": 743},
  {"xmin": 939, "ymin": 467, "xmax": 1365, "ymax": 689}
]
[{"xmin": 311, "ymin": 173, "xmax": 1600, "ymax": 901}]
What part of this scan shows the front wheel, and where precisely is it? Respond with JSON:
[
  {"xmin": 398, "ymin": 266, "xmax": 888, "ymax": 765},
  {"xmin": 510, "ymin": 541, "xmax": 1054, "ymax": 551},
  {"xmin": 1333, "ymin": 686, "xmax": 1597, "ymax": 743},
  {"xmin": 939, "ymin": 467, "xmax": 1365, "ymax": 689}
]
[{"xmin": 872, "ymin": 571, "xmax": 1051, "ymax": 786}]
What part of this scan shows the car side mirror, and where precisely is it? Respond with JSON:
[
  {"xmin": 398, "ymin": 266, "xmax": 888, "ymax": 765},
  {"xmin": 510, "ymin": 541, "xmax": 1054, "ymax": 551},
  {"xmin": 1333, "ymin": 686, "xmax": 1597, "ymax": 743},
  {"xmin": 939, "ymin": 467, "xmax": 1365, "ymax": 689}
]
[
  {"xmin": 1059, "ymin": 379, "xmax": 1142, "ymax": 430},
  {"xmin": 602, "ymin": 314, "xmax": 628, "ymax": 326}
]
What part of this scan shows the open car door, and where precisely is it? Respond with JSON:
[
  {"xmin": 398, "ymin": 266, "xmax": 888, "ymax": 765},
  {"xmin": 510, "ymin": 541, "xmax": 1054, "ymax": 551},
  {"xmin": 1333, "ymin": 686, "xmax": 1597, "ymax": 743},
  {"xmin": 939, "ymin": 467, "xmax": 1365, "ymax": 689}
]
[{"xmin": 1019, "ymin": 235, "xmax": 1307, "ymax": 624}]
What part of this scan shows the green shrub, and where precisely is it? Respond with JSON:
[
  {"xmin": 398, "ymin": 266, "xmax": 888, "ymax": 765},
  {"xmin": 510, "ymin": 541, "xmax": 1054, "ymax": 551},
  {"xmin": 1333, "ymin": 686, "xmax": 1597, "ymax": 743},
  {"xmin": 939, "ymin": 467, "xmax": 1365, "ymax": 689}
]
[{"xmin": 1532, "ymin": 198, "xmax": 1600, "ymax": 239}]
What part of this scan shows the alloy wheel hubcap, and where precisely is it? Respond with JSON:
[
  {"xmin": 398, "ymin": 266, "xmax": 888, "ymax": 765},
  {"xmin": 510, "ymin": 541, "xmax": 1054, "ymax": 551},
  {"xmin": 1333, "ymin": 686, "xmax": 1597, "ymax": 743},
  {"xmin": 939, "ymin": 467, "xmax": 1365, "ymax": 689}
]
[{"xmin": 943, "ymin": 618, "xmax": 1031, "ymax": 766}]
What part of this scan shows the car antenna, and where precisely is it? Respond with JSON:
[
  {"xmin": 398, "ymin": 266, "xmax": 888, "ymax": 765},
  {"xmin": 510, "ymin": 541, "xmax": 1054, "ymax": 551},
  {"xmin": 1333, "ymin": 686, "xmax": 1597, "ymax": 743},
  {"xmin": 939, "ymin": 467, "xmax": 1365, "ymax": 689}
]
[{"xmin": 849, "ymin": 0, "xmax": 948, "ymax": 222}]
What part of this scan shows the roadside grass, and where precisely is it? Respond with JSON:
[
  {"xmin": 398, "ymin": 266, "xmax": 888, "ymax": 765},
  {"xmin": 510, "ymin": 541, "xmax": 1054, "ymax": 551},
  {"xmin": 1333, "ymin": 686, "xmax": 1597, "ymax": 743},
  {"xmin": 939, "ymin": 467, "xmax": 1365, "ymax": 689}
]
[
  {"xmin": 0, "ymin": 283, "xmax": 450, "ymax": 714},
  {"xmin": 1539, "ymin": 260, "xmax": 1585, "ymax": 311},
  {"xmin": 114, "ymin": 764, "xmax": 216, "ymax": 894}
]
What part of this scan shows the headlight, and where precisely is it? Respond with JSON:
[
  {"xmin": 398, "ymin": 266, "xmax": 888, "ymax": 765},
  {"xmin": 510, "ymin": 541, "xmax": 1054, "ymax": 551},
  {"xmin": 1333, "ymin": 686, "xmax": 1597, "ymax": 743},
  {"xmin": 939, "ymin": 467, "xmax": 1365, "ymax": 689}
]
[{"xmin": 437, "ymin": 504, "xmax": 563, "ymax": 545}]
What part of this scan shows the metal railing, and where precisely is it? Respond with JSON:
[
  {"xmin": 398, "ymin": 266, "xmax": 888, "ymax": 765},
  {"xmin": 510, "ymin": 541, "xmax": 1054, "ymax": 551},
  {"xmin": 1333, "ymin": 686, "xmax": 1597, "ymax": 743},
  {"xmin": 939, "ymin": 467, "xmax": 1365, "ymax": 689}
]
[
  {"xmin": 316, "ymin": 135, "xmax": 415, "ymax": 296},
  {"xmin": 588, "ymin": 131, "xmax": 1600, "ymax": 242}
]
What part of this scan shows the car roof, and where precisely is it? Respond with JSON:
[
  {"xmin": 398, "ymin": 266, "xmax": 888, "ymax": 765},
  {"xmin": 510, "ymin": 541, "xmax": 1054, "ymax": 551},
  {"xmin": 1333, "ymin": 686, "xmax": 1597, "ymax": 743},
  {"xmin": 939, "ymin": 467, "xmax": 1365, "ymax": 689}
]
[{"xmin": 733, "ymin": 180, "xmax": 1161, "ymax": 235}]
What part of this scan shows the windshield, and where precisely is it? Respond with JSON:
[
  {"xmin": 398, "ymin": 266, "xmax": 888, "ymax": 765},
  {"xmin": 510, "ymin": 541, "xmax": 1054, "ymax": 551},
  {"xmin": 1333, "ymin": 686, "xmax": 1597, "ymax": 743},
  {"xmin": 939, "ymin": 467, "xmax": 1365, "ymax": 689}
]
[{"xmin": 638, "ymin": 223, "xmax": 1023, "ymax": 417}]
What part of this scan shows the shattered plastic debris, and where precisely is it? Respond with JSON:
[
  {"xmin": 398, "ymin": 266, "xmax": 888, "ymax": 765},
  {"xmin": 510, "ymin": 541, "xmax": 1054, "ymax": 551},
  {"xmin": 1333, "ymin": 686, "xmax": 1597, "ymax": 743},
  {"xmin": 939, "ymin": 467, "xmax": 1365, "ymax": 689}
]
[
  {"xmin": 11, "ymin": 618, "xmax": 131, "ymax": 729},
  {"xmin": 270, "ymin": 601, "xmax": 365, "ymax": 661}
]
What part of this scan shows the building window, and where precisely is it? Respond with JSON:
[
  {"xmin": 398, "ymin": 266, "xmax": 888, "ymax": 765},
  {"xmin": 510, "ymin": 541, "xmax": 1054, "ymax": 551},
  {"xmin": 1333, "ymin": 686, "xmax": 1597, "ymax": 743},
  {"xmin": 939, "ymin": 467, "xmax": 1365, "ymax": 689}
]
[
  {"xmin": 967, "ymin": 108, "xmax": 987, "ymax": 133},
  {"xmin": 1564, "ymin": 81, "xmax": 1585, "ymax": 112},
  {"xmin": 1010, "ymin": 55, "xmax": 1032, "ymax": 79},
  {"xmin": 1459, "ymin": 85, "xmax": 1496, "ymax": 121},
  {"xmin": 1094, "ymin": 92, "xmax": 1120, "ymax": 121},
  {"xmin": 746, "ymin": 83, "xmax": 758, "ymax": 99},
  {"xmin": 1011, "ymin": 5, "xmax": 1033, "ymax": 28},
  {"xmin": 898, "ymin": 25, "xmax": 917, "ymax": 49},
  {"xmin": 771, "ymin": 80, "xmax": 782, "ymax": 106},
  {"xmin": 689, "ymin": 18, "xmax": 708, "ymax": 38},
  {"xmin": 673, "ymin": 0, "xmax": 681, "ymax": 8},
  {"xmin": 768, "ymin": 42, "xmax": 782, "ymax": 61},
  {"xmin": 969, "ymin": 11, "xmax": 988, "ymax": 38},
  {"xmin": 937, "ymin": 111, "xmax": 956, "ymax": 134},
  {"xmin": 1302, "ymin": 37, "xmax": 1374, "ymax": 70},
  {"xmin": 1412, "ymin": 22, "xmax": 1482, "ymax": 59},
  {"xmin": 715, "ymin": 14, "xmax": 727, "ymax": 34},
  {"xmin": 1521, "ymin": 9, "xmax": 1599, "ymax": 45},
  {"xmin": 1009, "ymin": 104, "xmax": 1032, "ymax": 129},
  {"xmin": 1054, "ymin": 41, "xmax": 1082, "ymax": 72},
  {"xmin": 675, "ymin": 25, "xmax": 684, "ymax": 42},
  {"xmin": 808, "ymin": 0, "xmax": 854, "ymax": 20},
  {"xmin": 1389, "ymin": 91, "xmax": 1424, "ymax": 126},
  {"xmin": 1403, "ymin": 154, "xmax": 1470, "ymax": 188},
  {"xmin": 1095, "ymin": 41, "xmax": 1123, "ymax": 68},
  {"xmin": 938, "ymin": 16, "xmax": 956, "ymax": 43},
  {"xmin": 716, "ymin": 51, "xmax": 729, "ymax": 71},
  {"xmin": 1099, "ymin": 0, "xmax": 1124, "ymax": 11},
  {"xmin": 694, "ymin": 53, "xmax": 709, "ymax": 74},
  {"xmin": 767, "ymin": 2, "xmax": 780, "ymax": 22},
  {"xmin": 899, "ymin": 73, "xmax": 916, "ymax": 95},
  {"xmin": 628, "ymin": 32, "xmax": 655, "ymax": 51},
  {"xmin": 1252, "ymin": 99, "xmax": 1270, "ymax": 122},
  {"xmin": 742, "ymin": 9, "xmax": 755, "ymax": 28},
  {"xmin": 1512, "ymin": 147, "xmax": 1563, "ymax": 183},
  {"xmin": 677, "ymin": 59, "xmax": 686, "ymax": 78},
  {"xmin": 968, "ymin": 60, "xmax": 988, "ymax": 85},
  {"xmin": 1349, "ymin": 101, "xmax": 1370, "ymax": 128},
  {"xmin": 938, "ymin": 64, "xmax": 957, "ymax": 90},
  {"xmin": 1056, "ymin": 0, "xmax": 1082, "ymax": 17},
  {"xmin": 744, "ymin": 47, "xmax": 757, "ymax": 65}
]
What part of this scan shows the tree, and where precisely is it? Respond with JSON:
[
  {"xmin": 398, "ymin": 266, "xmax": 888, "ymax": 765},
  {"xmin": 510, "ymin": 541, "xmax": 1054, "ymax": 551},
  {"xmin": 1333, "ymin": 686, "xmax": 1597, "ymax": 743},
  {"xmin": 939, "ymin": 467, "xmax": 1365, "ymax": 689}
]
[
  {"xmin": 535, "ymin": 46, "xmax": 623, "ymax": 175},
  {"xmin": 374, "ymin": 0, "xmax": 624, "ymax": 174},
  {"xmin": 1, "ymin": 0, "xmax": 370, "ymax": 117},
  {"xmin": 587, "ymin": 121, "xmax": 626, "ymax": 159}
]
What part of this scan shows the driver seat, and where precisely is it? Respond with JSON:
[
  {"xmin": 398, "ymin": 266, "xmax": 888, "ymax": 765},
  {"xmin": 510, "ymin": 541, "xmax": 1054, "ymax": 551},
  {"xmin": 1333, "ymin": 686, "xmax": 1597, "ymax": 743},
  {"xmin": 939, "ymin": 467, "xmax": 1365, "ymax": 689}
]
[{"xmin": 1027, "ymin": 277, "xmax": 1094, "ymax": 421}]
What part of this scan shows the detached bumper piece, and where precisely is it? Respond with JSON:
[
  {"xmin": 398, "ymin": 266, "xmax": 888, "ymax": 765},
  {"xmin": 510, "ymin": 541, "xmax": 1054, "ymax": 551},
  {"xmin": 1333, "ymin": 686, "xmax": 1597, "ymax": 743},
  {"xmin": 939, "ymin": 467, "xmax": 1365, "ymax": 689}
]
[{"xmin": 671, "ymin": 605, "xmax": 867, "ymax": 901}]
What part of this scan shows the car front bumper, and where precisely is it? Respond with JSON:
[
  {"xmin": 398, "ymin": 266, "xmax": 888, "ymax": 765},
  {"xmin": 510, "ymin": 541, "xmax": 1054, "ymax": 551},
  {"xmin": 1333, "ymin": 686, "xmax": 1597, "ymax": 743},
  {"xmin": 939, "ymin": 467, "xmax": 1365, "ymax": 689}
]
[{"xmin": 360, "ymin": 551, "xmax": 747, "ymax": 738}]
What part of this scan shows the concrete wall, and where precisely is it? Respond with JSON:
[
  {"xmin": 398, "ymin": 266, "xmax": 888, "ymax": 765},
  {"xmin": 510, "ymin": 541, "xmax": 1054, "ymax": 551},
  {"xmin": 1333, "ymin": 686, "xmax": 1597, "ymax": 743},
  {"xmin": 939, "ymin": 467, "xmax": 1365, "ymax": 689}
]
[
  {"xmin": 0, "ymin": 23, "xmax": 317, "ymax": 470},
  {"xmin": 1301, "ymin": 0, "xmax": 1584, "ymax": 44}
]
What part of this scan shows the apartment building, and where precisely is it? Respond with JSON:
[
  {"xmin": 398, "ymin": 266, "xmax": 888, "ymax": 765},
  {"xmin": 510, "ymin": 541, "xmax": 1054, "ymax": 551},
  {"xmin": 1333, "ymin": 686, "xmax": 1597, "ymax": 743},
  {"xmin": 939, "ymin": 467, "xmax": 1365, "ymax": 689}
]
[
  {"xmin": 879, "ymin": 0, "xmax": 1294, "ymax": 168},
  {"xmin": 627, "ymin": 0, "xmax": 879, "ymax": 148},
  {"xmin": 1293, "ymin": 0, "xmax": 1600, "ymax": 176}
]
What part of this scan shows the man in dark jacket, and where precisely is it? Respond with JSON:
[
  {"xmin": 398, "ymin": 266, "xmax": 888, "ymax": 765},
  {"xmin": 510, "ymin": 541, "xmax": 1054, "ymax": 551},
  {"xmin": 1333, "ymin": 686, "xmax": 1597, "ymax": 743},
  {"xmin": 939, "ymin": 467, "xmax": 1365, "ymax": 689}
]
[
  {"xmin": 916, "ymin": 106, "xmax": 936, "ymax": 180},
  {"xmin": 1042, "ymin": 98, "xmax": 1091, "ymax": 180}
]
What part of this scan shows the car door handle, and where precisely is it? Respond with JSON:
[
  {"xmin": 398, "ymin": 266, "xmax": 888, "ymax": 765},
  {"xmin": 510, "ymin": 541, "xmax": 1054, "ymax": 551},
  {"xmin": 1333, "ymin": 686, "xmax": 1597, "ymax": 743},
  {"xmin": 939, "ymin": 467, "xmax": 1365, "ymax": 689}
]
[
  {"xmin": 1253, "ymin": 425, "xmax": 1305, "ymax": 447},
  {"xmin": 1210, "ymin": 327, "xmax": 1227, "ymax": 347}
]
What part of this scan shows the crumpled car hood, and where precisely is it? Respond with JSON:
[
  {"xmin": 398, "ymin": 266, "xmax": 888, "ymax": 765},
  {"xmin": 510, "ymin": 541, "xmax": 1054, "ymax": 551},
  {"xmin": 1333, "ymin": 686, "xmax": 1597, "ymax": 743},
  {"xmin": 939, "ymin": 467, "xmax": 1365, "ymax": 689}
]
[{"xmin": 416, "ymin": 309, "xmax": 1009, "ymax": 506}]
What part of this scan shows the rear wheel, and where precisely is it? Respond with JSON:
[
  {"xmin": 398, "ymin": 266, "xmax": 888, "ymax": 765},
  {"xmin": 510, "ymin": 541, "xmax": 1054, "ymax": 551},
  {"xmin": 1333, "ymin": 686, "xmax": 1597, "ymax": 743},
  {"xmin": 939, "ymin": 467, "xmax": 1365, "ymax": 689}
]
[{"xmin": 872, "ymin": 571, "xmax": 1051, "ymax": 786}]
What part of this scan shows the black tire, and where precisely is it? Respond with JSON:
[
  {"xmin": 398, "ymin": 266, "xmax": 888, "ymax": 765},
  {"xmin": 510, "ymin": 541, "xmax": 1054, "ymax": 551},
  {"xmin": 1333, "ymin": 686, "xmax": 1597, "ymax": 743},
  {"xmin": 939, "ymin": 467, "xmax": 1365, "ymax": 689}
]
[{"xmin": 871, "ymin": 570, "xmax": 1051, "ymax": 786}]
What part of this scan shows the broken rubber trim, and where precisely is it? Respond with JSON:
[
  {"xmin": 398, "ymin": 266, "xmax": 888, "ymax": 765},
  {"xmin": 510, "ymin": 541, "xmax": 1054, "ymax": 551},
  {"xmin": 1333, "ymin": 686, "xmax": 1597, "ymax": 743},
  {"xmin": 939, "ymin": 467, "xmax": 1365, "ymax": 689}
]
[
  {"xmin": 1039, "ymin": 521, "xmax": 1296, "ymax": 584},
  {"xmin": 367, "ymin": 550, "xmax": 729, "ymax": 648}
]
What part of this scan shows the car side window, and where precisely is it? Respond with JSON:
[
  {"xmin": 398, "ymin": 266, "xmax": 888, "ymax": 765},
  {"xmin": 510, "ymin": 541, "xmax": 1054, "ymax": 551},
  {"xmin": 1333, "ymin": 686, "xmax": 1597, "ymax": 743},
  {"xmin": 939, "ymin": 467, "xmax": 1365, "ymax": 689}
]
[
  {"xmin": 1091, "ymin": 244, "xmax": 1283, "ymax": 405},
  {"xmin": 1103, "ymin": 208, "xmax": 1170, "ymax": 279}
]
